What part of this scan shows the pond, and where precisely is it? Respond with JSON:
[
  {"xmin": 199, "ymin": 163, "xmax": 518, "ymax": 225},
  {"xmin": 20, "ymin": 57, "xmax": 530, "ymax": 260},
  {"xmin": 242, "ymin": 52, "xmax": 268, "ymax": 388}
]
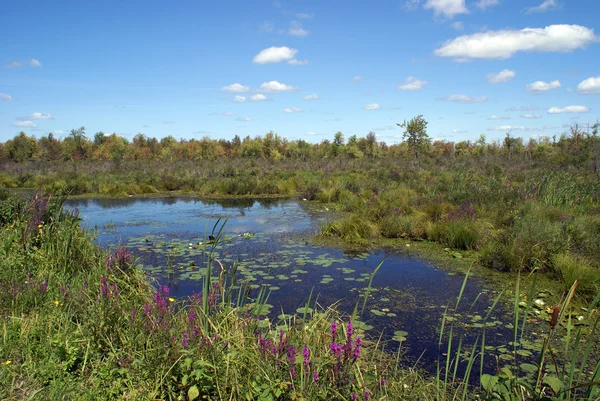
[{"xmin": 66, "ymin": 196, "xmax": 513, "ymax": 370}]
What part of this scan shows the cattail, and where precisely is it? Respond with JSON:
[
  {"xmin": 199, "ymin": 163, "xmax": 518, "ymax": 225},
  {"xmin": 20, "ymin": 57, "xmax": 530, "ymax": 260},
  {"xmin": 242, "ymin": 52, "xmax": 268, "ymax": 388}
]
[{"xmin": 550, "ymin": 305, "xmax": 561, "ymax": 329}]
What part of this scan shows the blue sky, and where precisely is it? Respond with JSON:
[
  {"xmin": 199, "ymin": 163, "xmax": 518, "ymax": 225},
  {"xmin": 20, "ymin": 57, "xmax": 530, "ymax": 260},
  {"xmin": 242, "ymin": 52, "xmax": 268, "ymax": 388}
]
[{"xmin": 1, "ymin": 0, "xmax": 599, "ymax": 144}]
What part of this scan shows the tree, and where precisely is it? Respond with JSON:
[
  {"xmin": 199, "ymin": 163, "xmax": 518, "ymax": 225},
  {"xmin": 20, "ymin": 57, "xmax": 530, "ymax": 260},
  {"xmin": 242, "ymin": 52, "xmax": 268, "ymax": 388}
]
[{"xmin": 397, "ymin": 115, "xmax": 429, "ymax": 159}]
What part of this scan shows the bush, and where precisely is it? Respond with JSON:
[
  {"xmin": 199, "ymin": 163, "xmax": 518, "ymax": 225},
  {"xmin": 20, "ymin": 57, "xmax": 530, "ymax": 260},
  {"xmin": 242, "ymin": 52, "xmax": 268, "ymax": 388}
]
[{"xmin": 551, "ymin": 253, "xmax": 600, "ymax": 295}]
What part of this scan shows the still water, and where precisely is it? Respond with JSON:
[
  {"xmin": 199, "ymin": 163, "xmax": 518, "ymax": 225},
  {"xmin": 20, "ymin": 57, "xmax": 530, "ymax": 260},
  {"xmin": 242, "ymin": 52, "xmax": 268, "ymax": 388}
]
[{"xmin": 66, "ymin": 197, "xmax": 509, "ymax": 369}]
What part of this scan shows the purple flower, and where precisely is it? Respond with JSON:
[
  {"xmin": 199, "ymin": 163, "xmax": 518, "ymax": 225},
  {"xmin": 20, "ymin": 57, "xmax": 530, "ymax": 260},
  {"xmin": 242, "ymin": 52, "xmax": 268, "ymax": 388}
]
[
  {"xmin": 286, "ymin": 346, "xmax": 297, "ymax": 379},
  {"xmin": 330, "ymin": 321, "xmax": 337, "ymax": 340},
  {"xmin": 182, "ymin": 333, "xmax": 188, "ymax": 349},
  {"xmin": 39, "ymin": 276, "xmax": 49, "ymax": 293},
  {"xmin": 353, "ymin": 337, "xmax": 362, "ymax": 361},
  {"xmin": 351, "ymin": 393, "xmax": 358, "ymax": 401},
  {"xmin": 303, "ymin": 346, "xmax": 310, "ymax": 367},
  {"xmin": 364, "ymin": 391, "xmax": 371, "ymax": 400},
  {"xmin": 313, "ymin": 371, "xmax": 319, "ymax": 382}
]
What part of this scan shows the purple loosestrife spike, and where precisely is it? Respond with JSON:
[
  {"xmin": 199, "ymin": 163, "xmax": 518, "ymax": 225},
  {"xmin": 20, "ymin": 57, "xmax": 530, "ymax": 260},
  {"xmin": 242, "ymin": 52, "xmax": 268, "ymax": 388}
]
[
  {"xmin": 331, "ymin": 321, "xmax": 337, "ymax": 340},
  {"xmin": 364, "ymin": 391, "xmax": 371, "ymax": 400},
  {"xmin": 182, "ymin": 333, "xmax": 188, "ymax": 348},
  {"xmin": 353, "ymin": 337, "xmax": 362, "ymax": 361},
  {"xmin": 303, "ymin": 346, "xmax": 310, "ymax": 367},
  {"xmin": 351, "ymin": 393, "xmax": 358, "ymax": 401},
  {"xmin": 313, "ymin": 371, "xmax": 319, "ymax": 382}
]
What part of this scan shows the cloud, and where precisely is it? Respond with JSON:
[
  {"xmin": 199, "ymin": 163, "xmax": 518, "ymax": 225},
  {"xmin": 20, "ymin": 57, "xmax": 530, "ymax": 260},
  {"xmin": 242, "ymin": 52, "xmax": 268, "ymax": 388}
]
[
  {"xmin": 487, "ymin": 115, "xmax": 510, "ymax": 120},
  {"xmin": 253, "ymin": 46, "xmax": 298, "ymax": 64},
  {"xmin": 250, "ymin": 94, "xmax": 268, "ymax": 102},
  {"xmin": 451, "ymin": 21, "xmax": 464, "ymax": 30},
  {"xmin": 506, "ymin": 105, "xmax": 540, "ymax": 111},
  {"xmin": 577, "ymin": 76, "xmax": 600, "ymax": 94},
  {"xmin": 17, "ymin": 112, "xmax": 54, "ymax": 121},
  {"xmin": 12, "ymin": 121, "xmax": 37, "ymax": 128},
  {"xmin": 547, "ymin": 105, "xmax": 590, "ymax": 114},
  {"xmin": 452, "ymin": 129, "xmax": 468, "ymax": 133},
  {"xmin": 161, "ymin": 120, "xmax": 175, "ymax": 124},
  {"xmin": 283, "ymin": 107, "xmax": 302, "ymax": 113},
  {"xmin": 235, "ymin": 117, "xmax": 253, "ymax": 122},
  {"xmin": 288, "ymin": 59, "xmax": 308, "ymax": 65},
  {"xmin": 233, "ymin": 96, "xmax": 247, "ymax": 103},
  {"xmin": 0, "ymin": 93, "xmax": 15, "ymax": 101},
  {"xmin": 434, "ymin": 24, "xmax": 597, "ymax": 61},
  {"xmin": 259, "ymin": 81, "xmax": 295, "ymax": 92},
  {"xmin": 259, "ymin": 21, "xmax": 274, "ymax": 33},
  {"xmin": 526, "ymin": 80, "xmax": 561, "ymax": 93},
  {"xmin": 487, "ymin": 69, "xmax": 516, "ymax": 84},
  {"xmin": 222, "ymin": 83, "xmax": 250, "ymax": 93},
  {"xmin": 487, "ymin": 125, "xmax": 525, "ymax": 131},
  {"xmin": 306, "ymin": 131, "xmax": 324, "ymax": 136},
  {"xmin": 364, "ymin": 103, "xmax": 381, "ymax": 110},
  {"xmin": 475, "ymin": 0, "xmax": 500, "ymax": 9},
  {"xmin": 527, "ymin": 0, "xmax": 559, "ymax": 13},
  {"xmin": 353, "ymin": 76, "xmax": 362, "ymax": 82},
  {"xmin": 423, "ymin": 0, "xmax": 468, "ymax": 18},
  {"xmin": 4, "ymin": 58, "xmax": 42, "ymax": 68},
  {"xmin": 296, "ymin": 12, "xmax": 314, "ymax": 19},
  {"xmin": 302, "ymin": 93, "xmax": 320, "ymax": 100},
  {"xmin": 289, "ymin": 21, "xmax": 310, "ymax": 37},
  {"xmin": 213, "ymin": 112, "xmax": 235, "ymax": 116},
  {"xmin": 397, "ymin": 76, "xmax": 428, "ymax": 91},
  {"xmin": 521, "ymin": 114, "xmax": 541, "ymax": 119},
  {"xmin": 437, "ymin": 94, "xmax": 487, "ymax": 103}
]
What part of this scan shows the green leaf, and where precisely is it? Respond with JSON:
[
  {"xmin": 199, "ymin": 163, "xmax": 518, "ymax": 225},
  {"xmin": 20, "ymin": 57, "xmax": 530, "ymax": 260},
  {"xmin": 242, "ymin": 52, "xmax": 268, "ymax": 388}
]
[
  {"xmin": 188, "ymin": 385, "xmax": 200, "ymax": 401},
  {"xmin": 480, "ymin": 374, "xmax": 499, "ymax": 392},
  {"xmin": 543, "ymin": 376, "xmax": 564, "ymax": 394}
]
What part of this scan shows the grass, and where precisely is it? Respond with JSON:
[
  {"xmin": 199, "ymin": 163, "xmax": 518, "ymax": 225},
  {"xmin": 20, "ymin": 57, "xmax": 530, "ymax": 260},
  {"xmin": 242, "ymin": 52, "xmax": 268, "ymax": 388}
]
[{"xmin": 1, "ymin": 190, "xmax": 599, "ymax": 400}]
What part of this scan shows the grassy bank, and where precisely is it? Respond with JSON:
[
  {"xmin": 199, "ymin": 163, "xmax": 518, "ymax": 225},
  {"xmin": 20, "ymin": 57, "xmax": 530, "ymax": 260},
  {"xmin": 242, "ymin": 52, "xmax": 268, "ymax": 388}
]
[{"xmin": 1, "ymin": 190, "xmax": 599, "ymax": 400}]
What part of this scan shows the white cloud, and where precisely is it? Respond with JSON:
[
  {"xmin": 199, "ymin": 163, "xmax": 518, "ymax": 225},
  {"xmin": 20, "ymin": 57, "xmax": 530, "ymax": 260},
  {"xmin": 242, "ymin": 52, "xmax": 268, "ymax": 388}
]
[
  {"xmin": 288, "ymin": 59, "xmax": 308, "ymax": 65},
  {"xmin": 250, "ymin": 94, "xmax": 268, "ymax": 102},
  {"xmin": 253, "ymin": 46, "xmax": 298, "ymax": 64},
  {"xmin": 353, "ymin": 76, "xmax": 362, "ymax": 82},
  {"xmin": 283, "ymin": 107, "xmax": 302, "ymax": 113},
  {"xmin": 451, "ymin": 21, "xmax": 464, "ymax": 30},
  {"xmin": 487, "ymin": 125, "xmax": 525, "ymax": 131},
  {"xmin": 214, "ymin": 112, "xmax": 235, "ymax": 116},
  {"xmin": 259, "ymin": 81, "xmax": 295, "ymax": 92},
  {"xmin": 235, "ymin": 117, "xmax": 253, "ymax": 122},
  {"xmin": 0, "ymin": 93, "xmax": 14, "ymax": 101},
  {"xmin": 423, "ymin": 0, "xmax": 468, "ymax": 18},
  {"xmin": 521, "ymin": 114, "xmax": 541, "ymax": 119},
  {"xmin": 306, "ymin": 131, "xmax": 323, "ymax": 136},
  {"xmin": 296, "ymin": 12, "xmax": 314, "ymax": 19},
  {"xmin": 527, "ymin": 0, "xmax": 559, "ymax": 13},
  {"xmin": 475, "ymin": 0, "xmax": 500, "ymax": 9},
  {"xmin": 289, "ymin": 21, "xmax": 310, "ymax": 37},
  {"xmin": 302, "ymin": 93, "xmax": 320, "ymax": 100},
  {"xmin": 12, "ymin": 121, "xmax": 37, "ymax": 128},
  {"xmin": 506, "ymin": 105, "xmax": 539, "ymax": 111},
  {"xmin": 17, "ymin": 112, "xmax": 54, "ymax": 121},
  {"xmin": 526, "ymin": 80, "xmax": 561, "ymax": 93},
  {"xmin": 487, "ymin": 115, "xmax": 510, "ymax": 120},
  {"xmin": 487, "ymin": 69, "xmax": 516, "ymax": 84},
  {"xmin": 577, "ymin": 76, "xmax": 600, "ymax": 94},
  {"xmin": 222, "ymin": 83, "xmax": 250, "ymax": 93},
  {"xmin": 437, "ymin": 94, "xmax": 487, "ymax": 103},
  {"xmin": 364, "ymin": 103, "xmax": 381, "ymax": 110},
  {"xmin": 397, "ymin": 76, "xmax": 428, "ymax": 91},
  {"xmin": 259, "ymin": 21, "xmax": 274, "ymax": 33},
  {"xmin": 547, "ymin": 105, "xmax": 590, "ymax": 114},
  {"xmin": 4, "ymin": 58, "xmax": 42, "ymax": 68},
  {"xmin": 434, "ymin": 24, "xmax": 597, "ymax": 61},
  {"xmin": 233, "ymin": 96, "xmax": 247, "ymax": 103},
  {"xmin": 452, "ymin": 129, "xmax": 468, "ymax": 133}
]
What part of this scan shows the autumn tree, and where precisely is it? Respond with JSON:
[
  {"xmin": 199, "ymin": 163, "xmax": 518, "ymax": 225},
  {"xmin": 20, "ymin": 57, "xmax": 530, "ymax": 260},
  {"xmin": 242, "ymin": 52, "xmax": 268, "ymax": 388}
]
[{"xmin": 397, "ymin": 115, "xmax": 429, "ymax": 159}]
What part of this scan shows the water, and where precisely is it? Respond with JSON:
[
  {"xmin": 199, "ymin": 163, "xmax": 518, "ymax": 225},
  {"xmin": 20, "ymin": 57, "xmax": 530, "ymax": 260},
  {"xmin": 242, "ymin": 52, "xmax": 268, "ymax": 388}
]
[{"xmin": 66, "ymin": 196, "xmax": 511, "ymax": 370}]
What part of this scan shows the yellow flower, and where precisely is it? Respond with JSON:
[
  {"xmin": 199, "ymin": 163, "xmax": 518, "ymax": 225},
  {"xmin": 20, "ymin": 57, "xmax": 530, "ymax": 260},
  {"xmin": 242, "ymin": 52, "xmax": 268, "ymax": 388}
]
[
  {"xmin": 168, "ymin": 298, "xmax": 175, "ymax": 303},
  {"xmin": 54, "ymin": 301, "xmax": 60, "ymax": 306},
  {"xmin": 4, "ymin": 360, "xmax": 11, "ymax": 365}
]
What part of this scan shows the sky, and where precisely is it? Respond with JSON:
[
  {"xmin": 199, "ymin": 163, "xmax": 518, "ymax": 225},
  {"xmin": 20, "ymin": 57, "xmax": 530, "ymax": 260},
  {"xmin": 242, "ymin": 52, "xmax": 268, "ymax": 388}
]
[{"xmin": 1, "ymin": 0, "xmax": 600, "ymax": 144}]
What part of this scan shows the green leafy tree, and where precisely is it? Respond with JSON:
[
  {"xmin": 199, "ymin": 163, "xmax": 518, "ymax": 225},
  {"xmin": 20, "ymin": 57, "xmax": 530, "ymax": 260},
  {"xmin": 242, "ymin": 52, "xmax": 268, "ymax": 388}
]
[{"xmin": 397, "ymin": 115, "xmax": 429, "ymax": 159}]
